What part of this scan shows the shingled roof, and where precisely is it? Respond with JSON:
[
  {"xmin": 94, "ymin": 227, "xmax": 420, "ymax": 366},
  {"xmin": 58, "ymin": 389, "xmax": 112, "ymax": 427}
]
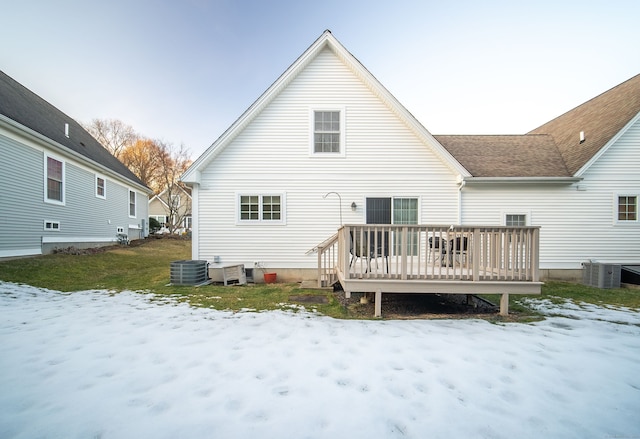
[
  {"xmin": 437, "ymin": 74, "xmax": 640, "ymax": 178},
  {"xmin": 528, "ymin": 73, "xmax": 640, "ymax": 176},
  {"xmin": 434, "ymin": 134, "xmax": 571, "ymax": 177},
  {"xmin": 0, "ymin": 70, "xmax": 149, "ymax": 191}
]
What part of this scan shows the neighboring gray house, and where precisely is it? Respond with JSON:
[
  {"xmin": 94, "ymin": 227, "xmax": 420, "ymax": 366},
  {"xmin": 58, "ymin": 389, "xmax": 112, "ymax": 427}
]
[{"xmin": 0, "ymin": 70, "xmax": 152, "ymax": 258}]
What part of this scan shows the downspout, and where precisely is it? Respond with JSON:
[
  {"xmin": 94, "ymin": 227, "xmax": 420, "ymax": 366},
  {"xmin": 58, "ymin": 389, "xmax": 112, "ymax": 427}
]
[
  {"xmin": 457, "ymin": 178, "xmax": 465, "ymax": 224},
  {"xmin": 189, "ymin": 182, "xmax": 199, "ymax": 261}
]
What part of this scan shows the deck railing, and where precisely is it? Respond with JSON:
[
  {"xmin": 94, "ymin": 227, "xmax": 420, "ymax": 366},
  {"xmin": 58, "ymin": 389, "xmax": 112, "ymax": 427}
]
[
  {"xmin": 318, "ymin": 224, "xmax": 540, "ymax": 286},
  {"xmin": 316, "ymin": 232, "xmax": 339, "ymax": 287}
]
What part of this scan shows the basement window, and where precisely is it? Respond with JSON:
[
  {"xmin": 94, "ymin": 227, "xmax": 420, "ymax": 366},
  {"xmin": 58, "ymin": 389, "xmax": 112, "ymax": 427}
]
[{"xmin": 44, "ymin": 220, "xmax": 60, "ymax": 231}]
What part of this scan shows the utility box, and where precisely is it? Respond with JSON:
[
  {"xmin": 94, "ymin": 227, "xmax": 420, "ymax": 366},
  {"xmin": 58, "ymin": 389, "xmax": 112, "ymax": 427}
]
[
  {"xmin": 222, "ymin": 264, "xmax": 247, "ymax": 286},
  {"xmin": 582, "ymin": 263, "xmax": 621, "ymax": 289}
]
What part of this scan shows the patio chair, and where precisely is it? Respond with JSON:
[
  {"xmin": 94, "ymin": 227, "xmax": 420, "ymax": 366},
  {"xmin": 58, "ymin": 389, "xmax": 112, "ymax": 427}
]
[
  {"xmin": 428, "ymin": 236, "xmax": 445, "ymax": 263},
  {"xmin": 350, "ymin": 231, "xmax": 389, "ymax": 273},
  {"xmin": 450, "ymin": 236, "xmax": 469, "ymax": 264}
]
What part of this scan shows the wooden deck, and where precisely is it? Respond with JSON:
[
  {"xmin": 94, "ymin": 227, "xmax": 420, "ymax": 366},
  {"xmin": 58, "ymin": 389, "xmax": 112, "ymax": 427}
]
[{"xmin": 317, "ymin": 224, "xmax": 542, "ymax": 317}]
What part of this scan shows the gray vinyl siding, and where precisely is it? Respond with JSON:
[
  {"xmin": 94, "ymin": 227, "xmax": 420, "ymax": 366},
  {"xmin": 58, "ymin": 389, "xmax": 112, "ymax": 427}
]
[
  {"xmin": 0, "ymin": 131, "xmax": 148, "ymax": 257},
  {"xmin": 0, "ymin": 133, "xmax": 43, "ymax": 254}
]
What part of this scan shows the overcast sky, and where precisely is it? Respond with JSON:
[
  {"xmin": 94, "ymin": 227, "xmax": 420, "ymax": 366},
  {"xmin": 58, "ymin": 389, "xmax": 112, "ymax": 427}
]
[{"xmin": 2, "ymin": 0, "xmax": 639, "ymax": 158}]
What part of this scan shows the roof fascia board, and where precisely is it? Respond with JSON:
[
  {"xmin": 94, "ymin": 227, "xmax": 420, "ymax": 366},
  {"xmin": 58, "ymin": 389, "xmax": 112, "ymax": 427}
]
[
  {"xmin": 0, "ymin": 115, "xmax": 152, "ymax": 194},
  {"xmin": 150, "ymin": 185, "xmax": 193, "ymax": 207},
  {"xmin": 182, "ymin": 32, "xmax": 333, "ymax": 183},
  {"xmin": 329, "ymin": 40, "xmax": 471, "ymax": 178},
  {"xmin": 574, "ymin": 110, "xmax": 640, "ymax": 177},
  {"xmin": 463, "ymin": 176, "xmax": 582, "ymax": 185}
]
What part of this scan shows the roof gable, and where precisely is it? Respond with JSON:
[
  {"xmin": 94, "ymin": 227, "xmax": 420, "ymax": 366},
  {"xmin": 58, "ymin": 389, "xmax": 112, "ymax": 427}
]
[
  {"xmin": 0, "ymin": 70, "xmax": 149, "ymax": 191},
  {"xmin": 528, "ymin": 74, "xmax": 640, "ymax": 176},
  {"xmin": 150, "ymin": 184, "xmax": 192, "ymax": 206},
  {"xmin": 182, "ymin": 31, "xmax": 469, "ymax": 183}
]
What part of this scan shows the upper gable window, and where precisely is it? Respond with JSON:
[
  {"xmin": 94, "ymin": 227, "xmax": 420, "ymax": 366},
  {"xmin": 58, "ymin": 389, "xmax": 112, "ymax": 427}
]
[
  {"xmin": 310, "ymin": 108, "xmax": 345, "ymax": 156},
  {"xmin": 45, "ymin": 155, "xmax": 64, "ymax": 204}
]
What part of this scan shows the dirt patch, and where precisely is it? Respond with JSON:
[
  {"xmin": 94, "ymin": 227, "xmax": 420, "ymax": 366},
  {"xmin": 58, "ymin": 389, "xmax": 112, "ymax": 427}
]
[
  {"xmin": 334, "ymin": 286, "xmax": 499, "ymax": 319},
  {"xmin": 289, "ymin": 295, "xmax": 329, "ymax": 304}
]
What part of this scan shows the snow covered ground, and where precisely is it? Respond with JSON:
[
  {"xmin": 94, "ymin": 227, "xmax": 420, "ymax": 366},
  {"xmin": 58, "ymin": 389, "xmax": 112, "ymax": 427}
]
[{"xmin": 1, "ymin": 281, "xmax": 639, "ymax": 439}]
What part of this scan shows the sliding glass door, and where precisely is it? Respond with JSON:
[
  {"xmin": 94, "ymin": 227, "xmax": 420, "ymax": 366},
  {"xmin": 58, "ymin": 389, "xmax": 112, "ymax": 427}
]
[{"xmin": 366, "ymin": 197, "xmax": 418, "ymax": 255}]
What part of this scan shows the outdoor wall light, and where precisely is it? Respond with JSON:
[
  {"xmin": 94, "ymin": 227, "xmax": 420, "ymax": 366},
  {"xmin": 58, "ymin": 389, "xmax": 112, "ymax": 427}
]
[{"xmin": 351, "ymin": 202, "xmax": 357, "ymax": 211}]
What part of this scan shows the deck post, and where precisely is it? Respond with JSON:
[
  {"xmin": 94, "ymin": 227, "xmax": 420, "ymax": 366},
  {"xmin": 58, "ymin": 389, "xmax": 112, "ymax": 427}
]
[
  {"xmin": 500, "ymin": 293, "xmax": 509, "ymax": 316},
  {"xmin": 374, "ymin": 290, "xmax": 382, "ymax": 318},
  {"xmin": 317, "ymin": 243, "xmax": 323, "ymax": 288},
  {"xmin": 472, "ymin": 228, "xmax": 481, "ymax": 281}
]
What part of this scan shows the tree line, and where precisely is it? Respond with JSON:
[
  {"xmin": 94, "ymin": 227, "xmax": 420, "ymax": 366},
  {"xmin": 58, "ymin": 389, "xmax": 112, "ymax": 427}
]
[{"xmin": 83, "ymin": 118, "xmax": 192, "ymax": 234}]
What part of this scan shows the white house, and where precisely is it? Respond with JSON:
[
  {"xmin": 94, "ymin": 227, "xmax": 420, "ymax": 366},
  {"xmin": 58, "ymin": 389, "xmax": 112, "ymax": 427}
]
[
  {"xmin": 0, "ymin": 71, "xmax": 152, "ymax": 258},
  {"xmin": 182, "ymin": 31, "xmax": 639, "ymax": 285}
]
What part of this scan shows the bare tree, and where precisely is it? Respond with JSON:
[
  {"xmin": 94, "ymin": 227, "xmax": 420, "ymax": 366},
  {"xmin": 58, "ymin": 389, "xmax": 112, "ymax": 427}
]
[
  {"xmin": 83, "ymin": 118, "xmax": 138, "ymax": 159},
  {"xmin": 156, "ymin": 142, "xmax": 192, "ymax": 234}
]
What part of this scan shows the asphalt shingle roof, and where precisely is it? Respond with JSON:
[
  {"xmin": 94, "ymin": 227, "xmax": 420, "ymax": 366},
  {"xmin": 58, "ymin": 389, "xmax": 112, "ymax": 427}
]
[
  {"xmin": 0, "ymin": 70, "xmax": 148, "ymax": 190},
  {"xmin": 528, "ymin": 73, "xmax": 640, "ymax": 175},
  {"xmin": 434, "ymin": 134, "xmax": 571, "ymax": 177},
  {"xmin": 438, "ymin": 74, "xmax": 640, "ymax": 178}
]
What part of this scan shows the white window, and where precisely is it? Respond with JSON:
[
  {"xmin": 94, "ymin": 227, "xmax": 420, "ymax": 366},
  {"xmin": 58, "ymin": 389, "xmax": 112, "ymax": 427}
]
[
  {"xmin": 95, "ymin": 175, "xmax": 106, "ymax": 199},
  {"xmin": 45, "ymin": 155, "xmax": 64, "ymax": 204},
  {"xmin": 506, "ymin": 214, "xmax": 527, "ymax": 226},
  {"xmin": 238, "ymin": 194, "xmax": 285, "ymax": 224},
  {"xmin": 44, "ymin": 220, "xmax": 60, "ymax": 231},
  {"xmin": 618, "ymin": 195, "xmax": 637, "ymax": 222},
  {"xmin": 129, "ymin": 190, "xmax": 136, "ymax": 218},
  {"xmin": 151, "ymin": 215, "xmax": 168, "ymax": 226},
  {"xmin": 310, "ymin": 108, "xmax": 345, "ymax": 156}
]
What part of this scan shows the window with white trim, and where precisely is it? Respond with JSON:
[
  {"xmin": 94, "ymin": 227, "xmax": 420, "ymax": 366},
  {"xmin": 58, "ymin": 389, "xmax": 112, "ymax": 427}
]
[
  {"xmin": 96, "ymin": 175, "xmax": 106, "ymax": 198},
  {"xmin": 44, "ymin": 220, "xmax": 60, "ymax": 231},
  {"xmin": 618, "ymin": 196, "xmax": 637, "ymax": 221},
  {"xmin": 311, "ymin": 109, "xmax": 345, "ymax": 155},
  {"xmin": 129, "ymin": 190, "xmax": 136, "ymax": 217},
  {"xmin": 45, "ymin": 155, "xmax": 64, "ymax": 204},
  {"xmin": 506, "ymin": 214, "xmax": 527, "ymax": 226},
  {"xmin": 151, "ymin": 215, "xmax": 169, "ymax": 227},
  {"xmin": 238, "ymin": 194, "xmax": 284, "ymax": 224}
]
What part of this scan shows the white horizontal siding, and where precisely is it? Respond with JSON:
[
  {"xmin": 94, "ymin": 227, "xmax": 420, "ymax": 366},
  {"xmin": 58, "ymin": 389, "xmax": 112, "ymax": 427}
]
[
  {"xmin": 462, "ymin": 119, "xmax": 640, "ymax": 269},
  {"xmin": 196, "ymin": 48, "xmax": 459, "ymax": 269}
]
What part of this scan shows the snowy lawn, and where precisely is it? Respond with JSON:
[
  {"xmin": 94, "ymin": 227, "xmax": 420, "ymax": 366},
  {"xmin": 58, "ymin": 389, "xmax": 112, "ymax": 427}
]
[{"xmin": 1, "ymin": 281, "xmax": 639, "ymax": 439}]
